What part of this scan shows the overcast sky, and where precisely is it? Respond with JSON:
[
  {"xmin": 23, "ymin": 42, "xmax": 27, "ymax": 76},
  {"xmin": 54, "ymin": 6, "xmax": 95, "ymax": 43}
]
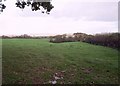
[{"xmin": 0, "ymin": 0, "xmax": 119, "ymax": 36}]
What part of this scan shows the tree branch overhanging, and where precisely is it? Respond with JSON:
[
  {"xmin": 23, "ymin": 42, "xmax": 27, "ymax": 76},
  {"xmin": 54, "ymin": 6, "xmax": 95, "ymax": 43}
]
[{"xmin": 0, "ymin": 0, "xmax": 54, "ymax": 14}]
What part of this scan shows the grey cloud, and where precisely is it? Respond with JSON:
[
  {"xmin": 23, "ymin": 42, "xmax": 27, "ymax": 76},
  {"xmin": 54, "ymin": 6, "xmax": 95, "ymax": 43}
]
[
  {"xmin": 51, "ymin": 2, "xmax": 118, "ymax": 21},
  {"xmin": 18, "ymin": 1, "xmax": 118, "ymax": 22}
]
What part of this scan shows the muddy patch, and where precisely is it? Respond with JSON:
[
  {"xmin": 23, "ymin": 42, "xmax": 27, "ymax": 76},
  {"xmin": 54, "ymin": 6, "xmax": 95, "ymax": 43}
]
[{"xmin": 81, "ymin": 67, "xmax": 93, "ymax": 74}]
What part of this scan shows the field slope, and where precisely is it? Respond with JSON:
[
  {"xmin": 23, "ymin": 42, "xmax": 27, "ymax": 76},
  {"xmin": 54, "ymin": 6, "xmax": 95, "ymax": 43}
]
[{"xmin": 2, "ymin": 39, "xmax": 118, "ymax": 84}]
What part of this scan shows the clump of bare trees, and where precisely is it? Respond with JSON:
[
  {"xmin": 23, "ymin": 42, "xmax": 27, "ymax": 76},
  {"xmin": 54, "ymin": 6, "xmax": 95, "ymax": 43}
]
[
  {"xmin": 50, "ymin": 34, "xmax": 75, "ymax": 43},
  {"xmin": 50, "ymin": 33, "xmax": 89, "ymax": 43}
]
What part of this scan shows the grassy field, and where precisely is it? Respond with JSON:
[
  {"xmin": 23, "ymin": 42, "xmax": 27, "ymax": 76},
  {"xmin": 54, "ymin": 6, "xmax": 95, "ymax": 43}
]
[{"xmin": 2, "ymin": 39, "xmax": 119, "ymax": 84}]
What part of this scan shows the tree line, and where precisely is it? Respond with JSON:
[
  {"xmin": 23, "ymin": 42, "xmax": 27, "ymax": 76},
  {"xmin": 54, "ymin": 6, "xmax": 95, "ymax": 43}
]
[
  {"xmin": 50, "ymin": 32, "xmax": 120, "ymax": 49},
  {"xmin": 1, "ymin": 32, "xmax": 119, "ymax": 49},
  {"xmin": 0, "ymin": 34, "xmax": 50, "ymax": 39}
]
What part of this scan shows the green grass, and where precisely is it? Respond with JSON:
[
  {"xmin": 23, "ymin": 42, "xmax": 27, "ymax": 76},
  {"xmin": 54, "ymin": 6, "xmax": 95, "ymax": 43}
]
[{"xmin": 2, "ymin": 39, "xmax": 119, "ymax": 84}]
